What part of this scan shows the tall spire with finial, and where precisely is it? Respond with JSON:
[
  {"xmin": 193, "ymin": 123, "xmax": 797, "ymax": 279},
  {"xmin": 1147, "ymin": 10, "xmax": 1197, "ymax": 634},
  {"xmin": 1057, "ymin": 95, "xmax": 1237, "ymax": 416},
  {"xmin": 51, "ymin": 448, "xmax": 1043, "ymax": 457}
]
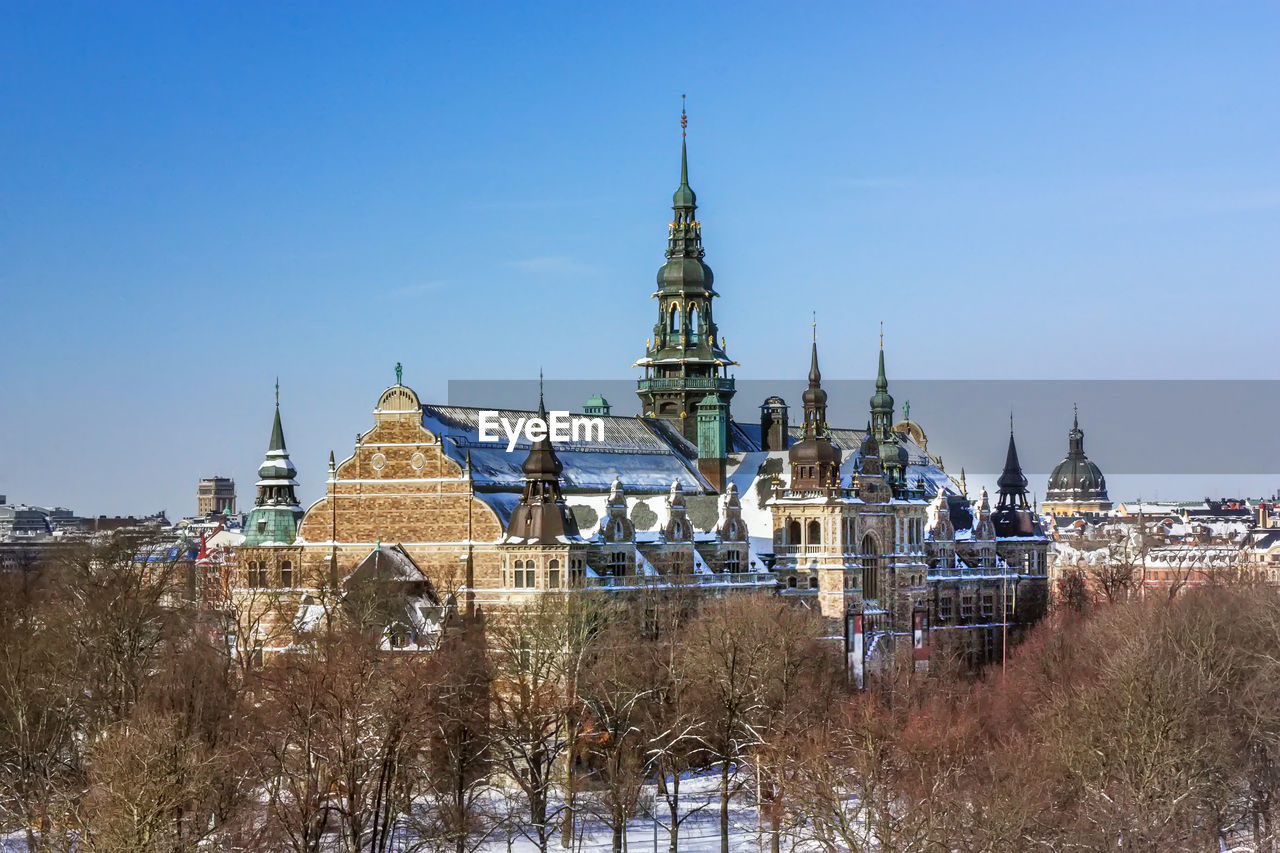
[
  {"xmin": 870, "ymin": 323, "xmax": 895, "ymax": 442},
  {"xmin": 244, "ymin": 380, "xmax": 304, "ymax": 546},
  {"xmin": 507, "ymin": 376, "xmax": 580, "ymax": 544},
  {"xmin": 790, "ymin": 322, "xmax": 840, "ymax": 490},
  {"xmin": 993, "ymin": 415, "xmax": 1035, "ymax": 535},
  {"xmin": 637, "ymin": 94, "xmax": 735, "ymax": 447}
]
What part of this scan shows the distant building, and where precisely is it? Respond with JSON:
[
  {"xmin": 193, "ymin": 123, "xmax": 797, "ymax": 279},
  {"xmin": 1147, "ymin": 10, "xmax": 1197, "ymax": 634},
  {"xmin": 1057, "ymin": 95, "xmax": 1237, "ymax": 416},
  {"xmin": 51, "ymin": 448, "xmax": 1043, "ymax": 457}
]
[
  {"xmin": 0, "ymin": 504, "xmax": 52, "ymax": 540},
  {"xmin": 1042, "ymin": 407, "xmax": 1112, "ymax": 516},
  {"xmin": 197, "ymin": 476, "xmax": 237, "ymax": 516}
]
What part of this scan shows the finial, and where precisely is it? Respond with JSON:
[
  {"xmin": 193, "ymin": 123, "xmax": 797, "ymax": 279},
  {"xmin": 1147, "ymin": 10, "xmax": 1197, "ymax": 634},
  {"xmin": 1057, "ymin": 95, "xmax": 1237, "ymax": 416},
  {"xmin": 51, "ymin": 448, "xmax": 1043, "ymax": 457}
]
[
  {"xmin": 275, "ymin": 377, "xmax": 279, "ymax": 408},
  {"xmin": 812, "ymin": 311, "xmax": 817, "ymax": 341},
  {"xmin": 681, "ymin": 94, "xmax": 687, "ymax": 138},
  {"xmin": 879, "ymin": 320, "xmax": 884, "ymax": 349},
  {"xmin": 1010, "ymin": 411, "xmax": 1015, "ymax": 434},
  {"xmin": 395, "ymin": 362, "xmax": 403, "ymax": 386}
]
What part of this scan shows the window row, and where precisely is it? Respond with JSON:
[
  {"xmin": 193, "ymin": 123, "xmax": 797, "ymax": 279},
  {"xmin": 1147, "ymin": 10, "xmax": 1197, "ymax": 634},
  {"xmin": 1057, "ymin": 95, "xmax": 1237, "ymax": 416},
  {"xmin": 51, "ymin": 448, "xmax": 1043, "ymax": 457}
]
[
  {"xmin": 245, "ymin": 559, "xmax": 293, "ymax": 589},
  {"xmin": 508, "ymin": 558, "xmax": 589, "ymax": 589}
]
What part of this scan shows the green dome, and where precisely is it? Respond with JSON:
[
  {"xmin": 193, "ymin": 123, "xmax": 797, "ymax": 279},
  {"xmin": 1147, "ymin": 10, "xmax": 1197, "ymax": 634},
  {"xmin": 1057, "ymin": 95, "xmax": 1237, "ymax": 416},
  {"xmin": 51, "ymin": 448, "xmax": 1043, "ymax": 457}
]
[
  {"xmin": 584, "ymin": 393, "xmax": 609, "ymax": 408},
  {"xmin": 657, "ymin": 257, "xmax": 712, "ymax": 290},
  {"xmin": 880, "ymin": 437, "xmax": 908, "ymax": 468},
  {"xmin": 673, "ymin": 182, "xmax": 696, "ymax": 208}
]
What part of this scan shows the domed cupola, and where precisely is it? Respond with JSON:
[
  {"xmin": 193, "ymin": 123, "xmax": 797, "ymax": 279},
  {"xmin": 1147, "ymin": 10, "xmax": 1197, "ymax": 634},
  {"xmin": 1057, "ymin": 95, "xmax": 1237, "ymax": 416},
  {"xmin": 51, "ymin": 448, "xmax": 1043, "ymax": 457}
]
[{"xmin": 1045, "ymin": 405, "xmax": 1110, "ymax": 509}]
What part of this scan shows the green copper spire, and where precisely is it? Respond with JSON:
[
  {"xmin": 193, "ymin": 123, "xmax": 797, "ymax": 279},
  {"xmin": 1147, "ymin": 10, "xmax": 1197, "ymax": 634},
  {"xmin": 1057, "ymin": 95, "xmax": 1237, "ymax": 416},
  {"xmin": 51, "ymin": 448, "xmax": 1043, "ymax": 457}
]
[
  {"xmin": 673, "ymin": 95, "xmax": 696, "ymax": 213},
  {"xmin": 637, "ymin": 97, "xmax": 735, "ymax": 449},
  {"xmin": 244, "ymin": 383, "xmax": 303, "ymax": 546},
  {"xmin": 870, "ymin": 328, "xmax": 894, "ymax": 435},
  {"xmin": 269, "ymin": 385, "xmax": 286, "ymax": 452}
]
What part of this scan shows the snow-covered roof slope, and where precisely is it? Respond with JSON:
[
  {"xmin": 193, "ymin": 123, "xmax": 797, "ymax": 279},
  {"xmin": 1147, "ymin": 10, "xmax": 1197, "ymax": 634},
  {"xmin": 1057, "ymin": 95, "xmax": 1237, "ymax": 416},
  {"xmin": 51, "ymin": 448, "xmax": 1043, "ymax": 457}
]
[{"xmin": 422, "ymin": 405, "xmax": 712, "ymax": 495}]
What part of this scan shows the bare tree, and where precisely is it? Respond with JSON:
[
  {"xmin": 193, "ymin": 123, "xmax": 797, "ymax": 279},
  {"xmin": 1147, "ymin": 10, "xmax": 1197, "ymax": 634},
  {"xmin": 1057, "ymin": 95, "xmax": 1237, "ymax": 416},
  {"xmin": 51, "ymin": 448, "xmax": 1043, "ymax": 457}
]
[{"xmin": 486, "ymin": 593, "xmax": 608, "ymax": 853}]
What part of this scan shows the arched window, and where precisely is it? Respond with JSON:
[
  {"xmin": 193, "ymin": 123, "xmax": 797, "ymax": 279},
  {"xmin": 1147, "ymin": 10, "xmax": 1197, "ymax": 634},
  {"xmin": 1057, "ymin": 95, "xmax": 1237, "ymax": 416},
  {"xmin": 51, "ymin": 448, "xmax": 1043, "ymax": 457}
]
[
  {"xmin": 279, "ymin": 559, "xmax": 292, "ymax": 588},
  {"xmin": 809, "ymin": 576, "xmax": 819, "ymax": 590},
  {"xmin": 861, "ymin": 534, "xmax": 879, "ymax": 600},
  {"xmin": 788, "ymin": 576, "xmax": 797, "ymax": 589},
  {"xmin": 548, "ymin": 559, "xmax": 561, "ymax": 589},
  {"xmin": 787, "ymin": 520, "xmax": 801, "ymax": 545},
  {"xmin": 669, "ymin": 304, "xmax": 681, "ymax": 333},
  {"xmin": 807, "ymin": 520, "xmax": 821, "ymax": 546},
  {"xmin": 688, "ymin": 304, "xmax": 700, "ymax": 342}
]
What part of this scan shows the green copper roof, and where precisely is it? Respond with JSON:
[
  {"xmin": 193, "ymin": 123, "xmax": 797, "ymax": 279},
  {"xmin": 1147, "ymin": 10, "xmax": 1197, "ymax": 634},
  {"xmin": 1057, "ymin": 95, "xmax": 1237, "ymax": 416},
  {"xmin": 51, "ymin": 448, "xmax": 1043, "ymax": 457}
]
[
  {"xmin": 269, "ymin": 404, "xmax": 286, "ymax": 452},
  {"xmin": 243, "ymin": 504, "xmax": 303, "ymax": 547},
  {"xmin": 673, "ymin": 139, "xmax": 696, "ymax": 210},
  {"xmin": 870, "ymin": 346, "xmax": 894, "ymax": 412}
]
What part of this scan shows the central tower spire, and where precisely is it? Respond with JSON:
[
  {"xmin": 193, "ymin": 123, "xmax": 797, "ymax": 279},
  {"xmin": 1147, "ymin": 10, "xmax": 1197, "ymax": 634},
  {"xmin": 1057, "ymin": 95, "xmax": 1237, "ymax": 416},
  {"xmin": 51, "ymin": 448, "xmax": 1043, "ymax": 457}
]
[{"xmin": 636, "ymin": 97, "xmax": 736, "ymax": 450}]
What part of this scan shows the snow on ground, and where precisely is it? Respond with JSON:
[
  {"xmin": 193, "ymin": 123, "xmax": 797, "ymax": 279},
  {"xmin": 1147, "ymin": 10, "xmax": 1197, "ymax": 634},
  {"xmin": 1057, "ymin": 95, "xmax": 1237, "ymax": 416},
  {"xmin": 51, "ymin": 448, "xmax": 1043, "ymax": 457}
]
[{"xmin": 473, "ymin": 771, "xmax": 775, "ymax": 853}]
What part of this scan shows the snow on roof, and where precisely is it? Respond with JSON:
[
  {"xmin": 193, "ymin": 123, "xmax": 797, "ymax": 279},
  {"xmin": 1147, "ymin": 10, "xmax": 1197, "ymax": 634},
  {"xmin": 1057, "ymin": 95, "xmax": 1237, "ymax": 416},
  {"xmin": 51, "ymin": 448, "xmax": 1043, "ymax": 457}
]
[{"xmin": 422, "ymin": 404, "xmax": 711, "ymax": 494}]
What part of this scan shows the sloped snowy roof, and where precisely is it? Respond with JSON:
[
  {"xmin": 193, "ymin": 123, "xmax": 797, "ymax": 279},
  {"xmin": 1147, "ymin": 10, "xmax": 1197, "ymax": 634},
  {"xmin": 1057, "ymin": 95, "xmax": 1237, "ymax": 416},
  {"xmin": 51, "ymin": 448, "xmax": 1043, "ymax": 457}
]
[{"xmin": 422, "ymin": 405, "xmax": 712, "ymax": 494}]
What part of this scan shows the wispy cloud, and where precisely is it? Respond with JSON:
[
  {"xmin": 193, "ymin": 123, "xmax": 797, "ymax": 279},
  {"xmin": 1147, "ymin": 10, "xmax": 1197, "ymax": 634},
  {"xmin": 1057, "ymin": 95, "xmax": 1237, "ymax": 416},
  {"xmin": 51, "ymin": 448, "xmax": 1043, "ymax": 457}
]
[
  {"xmin": 504, "ymin": 256, "xmax": 598, "ymax": 276},
  {"xmin": 384, "ymin": 280, "xmax": 449, "ymax": 299}
]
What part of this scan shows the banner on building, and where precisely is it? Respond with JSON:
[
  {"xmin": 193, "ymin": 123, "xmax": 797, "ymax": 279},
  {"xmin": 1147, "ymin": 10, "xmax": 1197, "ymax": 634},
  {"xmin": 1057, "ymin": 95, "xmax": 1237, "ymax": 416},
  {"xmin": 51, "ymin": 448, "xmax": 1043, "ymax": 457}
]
[
  {"xmin": 846, "ymin": 612, "xmax": 865, "ymax": 689},
  {"xmin": 912, "ymin": 608, "xmax": 930, "ymax": 670}
]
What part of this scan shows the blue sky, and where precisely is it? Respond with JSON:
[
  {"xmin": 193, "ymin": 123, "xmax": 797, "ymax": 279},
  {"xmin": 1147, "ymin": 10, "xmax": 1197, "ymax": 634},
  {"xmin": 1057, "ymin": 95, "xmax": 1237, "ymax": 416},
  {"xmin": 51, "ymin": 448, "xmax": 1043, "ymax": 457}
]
[{"xmin": 2, "ymin": 1, "xmax": 1278, "ymax": 516}]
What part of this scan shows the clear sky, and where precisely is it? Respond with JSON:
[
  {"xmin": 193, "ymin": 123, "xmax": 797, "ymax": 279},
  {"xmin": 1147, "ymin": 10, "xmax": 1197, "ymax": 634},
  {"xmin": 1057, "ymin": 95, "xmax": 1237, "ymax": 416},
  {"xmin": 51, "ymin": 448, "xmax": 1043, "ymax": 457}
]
[{"xmin": 2, "ymin": 1, "xmax": 1278, "ymax": 517}]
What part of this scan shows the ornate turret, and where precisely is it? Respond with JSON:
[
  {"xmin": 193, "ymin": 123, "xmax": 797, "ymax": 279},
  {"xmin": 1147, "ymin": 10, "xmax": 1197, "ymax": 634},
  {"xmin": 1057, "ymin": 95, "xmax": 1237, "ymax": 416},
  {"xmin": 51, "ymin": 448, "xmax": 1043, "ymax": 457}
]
[
  {"xmin": 602, "ymin": 476, "xmax": 635, "ymax": 543},
  {"xmin": 992, "ymin": 420, "xmax": 1040, "ymax": 537},
  {"xmin": 664, "ymin": 479, "xmax": 694, "ymax": 541},
  {"xmin": 929, "ymin": 486, "xmax": 956, "ymax": 540},
  {"xmin": 973, "ymin": 488, "xmax": 996, "ymax": 541},
  {"xmin": 1045, "ymin": 405, "xmax": 1112, "ymax": 514},
  {"xmin": 244, "ymin": 383, "xmax": 304, "ymax": 546},
  {"xmin": 788, "ymin": 333, "xmax": 842, "ymax": 492},
  {"xmin": 870, "ymin": 334, "xmax": 894, "ymax": 441},
  {"xmin": 716, "ymin": 482, "xmax": 747, "ymax": 542},
  {"xmin": 636, "ymin": 99, "xmax": 736, "ymax": 446},
  {"xmin": 505, "ymin": 391, "xmax": 582, "ymax": 545}
]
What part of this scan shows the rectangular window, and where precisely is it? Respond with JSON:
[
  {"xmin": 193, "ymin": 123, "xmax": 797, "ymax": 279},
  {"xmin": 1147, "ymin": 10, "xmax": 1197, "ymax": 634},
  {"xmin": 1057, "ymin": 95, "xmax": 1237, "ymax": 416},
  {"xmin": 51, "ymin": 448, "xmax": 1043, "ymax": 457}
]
[
  {"xmin": 981, "ymin": 592, "xmax": 995, "ymax": 620},
  {"xmin": 960, "ymin": 594, "xmax": 974, "ymax": 623},
  {"xmin": 549, "ymin": 568, "xmax": 561, "ymax": 588},
  {"xmin": 939, "ymin": 596, "xmax": 954, "ymax": 623}
]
